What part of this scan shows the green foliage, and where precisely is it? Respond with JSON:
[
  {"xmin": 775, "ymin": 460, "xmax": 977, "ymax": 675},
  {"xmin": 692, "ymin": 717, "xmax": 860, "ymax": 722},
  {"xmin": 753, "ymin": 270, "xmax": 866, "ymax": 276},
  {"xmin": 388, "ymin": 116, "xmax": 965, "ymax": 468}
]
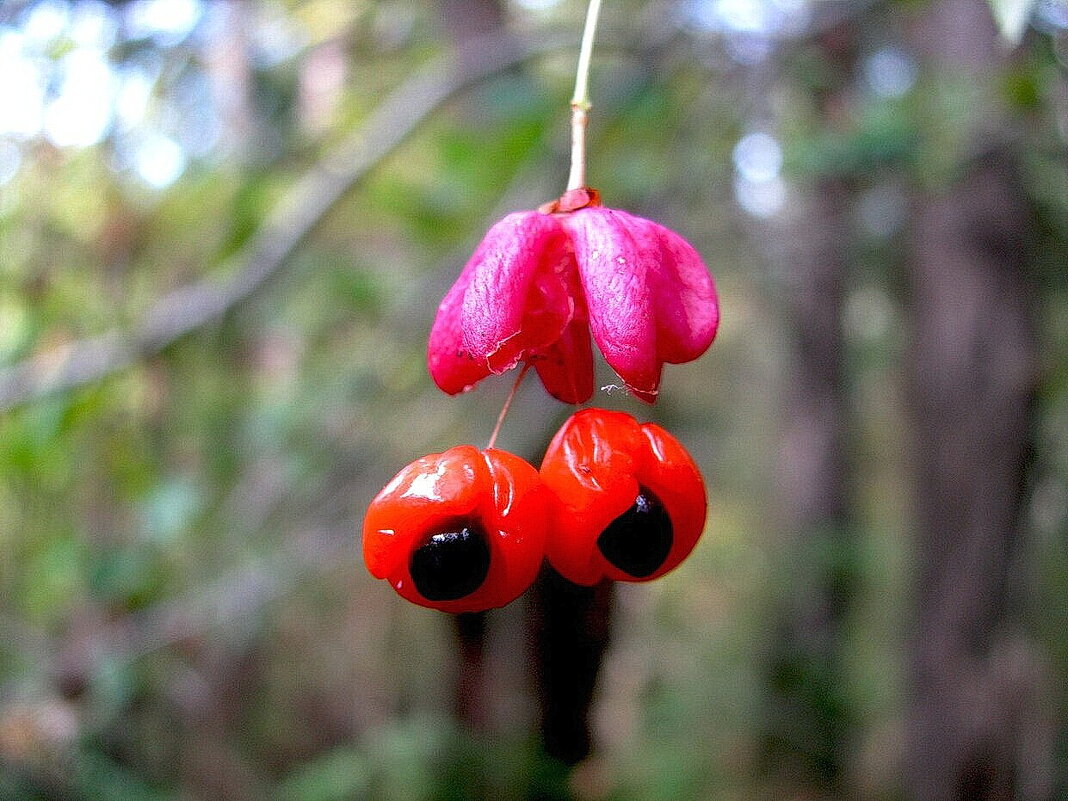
[{"xmin": 278, "ymin": 745, "xmax": 372, "ymax": 801}]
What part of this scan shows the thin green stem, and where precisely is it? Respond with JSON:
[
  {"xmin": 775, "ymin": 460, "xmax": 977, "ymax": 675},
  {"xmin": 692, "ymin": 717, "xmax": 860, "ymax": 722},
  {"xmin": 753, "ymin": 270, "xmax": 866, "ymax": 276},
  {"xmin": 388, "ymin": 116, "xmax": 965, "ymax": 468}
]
[
  {"xmin": 566, "ymin": 0, "xmax": 603, "ymax": 191},
  {"xmin": 571, "ymin": 0, "xmax": 602, "ymax": 109}
]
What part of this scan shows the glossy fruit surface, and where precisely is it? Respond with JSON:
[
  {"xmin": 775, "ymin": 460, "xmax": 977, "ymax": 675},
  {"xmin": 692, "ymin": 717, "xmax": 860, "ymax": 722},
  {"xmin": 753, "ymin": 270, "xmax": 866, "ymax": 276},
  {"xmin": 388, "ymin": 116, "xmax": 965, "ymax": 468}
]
[
  {"xmin": 363, "ymin": 445, "xmax": 548, "ymax": 612},
  {"xmin": 540, "ymin": 409, "xmax": 706, "ymax": 585}
]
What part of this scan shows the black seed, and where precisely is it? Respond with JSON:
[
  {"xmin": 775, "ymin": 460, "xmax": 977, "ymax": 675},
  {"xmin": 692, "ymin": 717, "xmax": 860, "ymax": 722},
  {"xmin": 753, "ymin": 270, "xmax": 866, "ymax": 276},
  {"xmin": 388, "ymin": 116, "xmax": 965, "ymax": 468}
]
[
  {"xmin": 410, "ymin": 525, "xmax": 490, "ymax": 601},
  {"xmin": 596, "ymin": 488, "xmax": 673, "ymax": 578}
]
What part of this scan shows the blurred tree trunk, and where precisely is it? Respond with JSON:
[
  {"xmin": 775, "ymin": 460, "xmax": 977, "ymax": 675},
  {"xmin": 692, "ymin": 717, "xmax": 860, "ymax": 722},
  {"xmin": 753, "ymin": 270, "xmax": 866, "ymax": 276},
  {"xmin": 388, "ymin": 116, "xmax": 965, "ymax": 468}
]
[
  {"xmin": 204, "ymin": 1, "xmax": 254, "ymax": 157},
  {"xmin": 905, "ymin": 1, "xmax": 1049, "ymax": 799},
  {"xmin": 763, "ymin": 175, "xmax": 855, "ymax": 790},
  {"xmin": 761, "ymin": 26, "xmax": 857, "ymax": 792}
]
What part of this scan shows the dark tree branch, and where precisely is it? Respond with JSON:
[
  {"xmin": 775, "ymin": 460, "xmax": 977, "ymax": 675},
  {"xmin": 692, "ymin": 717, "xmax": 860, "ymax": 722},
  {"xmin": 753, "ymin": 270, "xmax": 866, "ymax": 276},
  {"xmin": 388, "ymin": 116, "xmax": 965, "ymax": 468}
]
[{"xmin": 530, "ymin": 567, "xmax": 614, "ymax": 766}]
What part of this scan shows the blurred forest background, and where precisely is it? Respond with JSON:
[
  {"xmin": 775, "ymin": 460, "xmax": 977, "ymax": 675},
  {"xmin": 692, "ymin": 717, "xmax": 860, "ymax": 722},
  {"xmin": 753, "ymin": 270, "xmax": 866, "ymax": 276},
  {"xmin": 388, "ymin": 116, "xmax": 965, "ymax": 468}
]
[{"xmin": 0, "ymin": 0, "xmax": 1066, "ymax": 799}]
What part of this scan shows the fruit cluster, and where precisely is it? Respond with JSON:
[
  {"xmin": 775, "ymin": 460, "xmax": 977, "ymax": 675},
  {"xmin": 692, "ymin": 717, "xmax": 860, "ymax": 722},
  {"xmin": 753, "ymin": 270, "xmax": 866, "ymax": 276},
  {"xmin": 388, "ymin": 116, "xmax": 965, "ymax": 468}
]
[
  {"xmin": 363, "ymin": 409, "xmax": 706, "ymax": 612},
  {"xmin": 361, "ymin": 188, "xmax": 718, "ymax": 612}
]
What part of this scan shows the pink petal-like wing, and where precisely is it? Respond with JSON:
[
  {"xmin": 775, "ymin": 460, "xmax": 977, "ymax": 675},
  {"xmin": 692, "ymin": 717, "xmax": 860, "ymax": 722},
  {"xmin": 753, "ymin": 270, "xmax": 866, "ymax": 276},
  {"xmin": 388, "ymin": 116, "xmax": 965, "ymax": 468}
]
[
  {"xmin": 564, "ymin": 207, "xmax": 661, "ymax": 403},
  {"xmin": 460, "ymin": 211, "xmax": 569, "ymax": 373},
  {"xmin": 427, "ymin": 264, "xmax": 492, "ymax": 394},
  {"xmin": 614, "ymin": 210, "xmax": 719, "ymax": 364}
]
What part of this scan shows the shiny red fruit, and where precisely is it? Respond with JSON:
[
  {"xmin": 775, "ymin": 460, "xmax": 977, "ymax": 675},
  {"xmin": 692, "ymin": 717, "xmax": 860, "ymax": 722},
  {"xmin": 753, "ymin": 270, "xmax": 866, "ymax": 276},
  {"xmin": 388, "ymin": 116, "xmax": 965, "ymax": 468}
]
[
  {"xmin": 540, "ymin": 409, "xmax": 707, "ymax": 585},
  {"xmin": 362, "ymin": 446, "xmax": 548, "ymax": 613}
]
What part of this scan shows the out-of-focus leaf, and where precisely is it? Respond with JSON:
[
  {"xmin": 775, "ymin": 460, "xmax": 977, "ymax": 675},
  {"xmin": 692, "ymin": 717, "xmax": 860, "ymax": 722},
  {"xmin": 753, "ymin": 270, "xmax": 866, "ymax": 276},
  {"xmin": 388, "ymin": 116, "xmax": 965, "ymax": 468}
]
[
  {"xmin": 89, "ymin": 546, "xmax": 163, "ymax": 610},
  {"xmin": 278, "ymin": 747, "xmax": 371, "ymax": 801},
  {"xmin": 139, "ymin": 477, "xmax": 203, "ymax": 544},
  {"xmin": 73, "ymin": 748, "xmax": 174, "ymax": 801},
  {"xmin": 22, "ymin": 535, "xmax": 86, "ymax": 622}
]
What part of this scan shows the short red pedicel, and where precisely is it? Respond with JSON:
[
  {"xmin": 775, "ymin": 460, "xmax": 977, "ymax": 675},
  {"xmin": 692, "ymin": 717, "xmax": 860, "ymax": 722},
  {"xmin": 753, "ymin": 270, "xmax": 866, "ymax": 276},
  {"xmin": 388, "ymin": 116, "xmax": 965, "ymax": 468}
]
[
  {"xmin": 363, "ymin": 445, "xmax": 548, "ymax": 613},
  {"xmin": 539, "ymin": 408, "xmax": 707, "ymax": 586}
]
